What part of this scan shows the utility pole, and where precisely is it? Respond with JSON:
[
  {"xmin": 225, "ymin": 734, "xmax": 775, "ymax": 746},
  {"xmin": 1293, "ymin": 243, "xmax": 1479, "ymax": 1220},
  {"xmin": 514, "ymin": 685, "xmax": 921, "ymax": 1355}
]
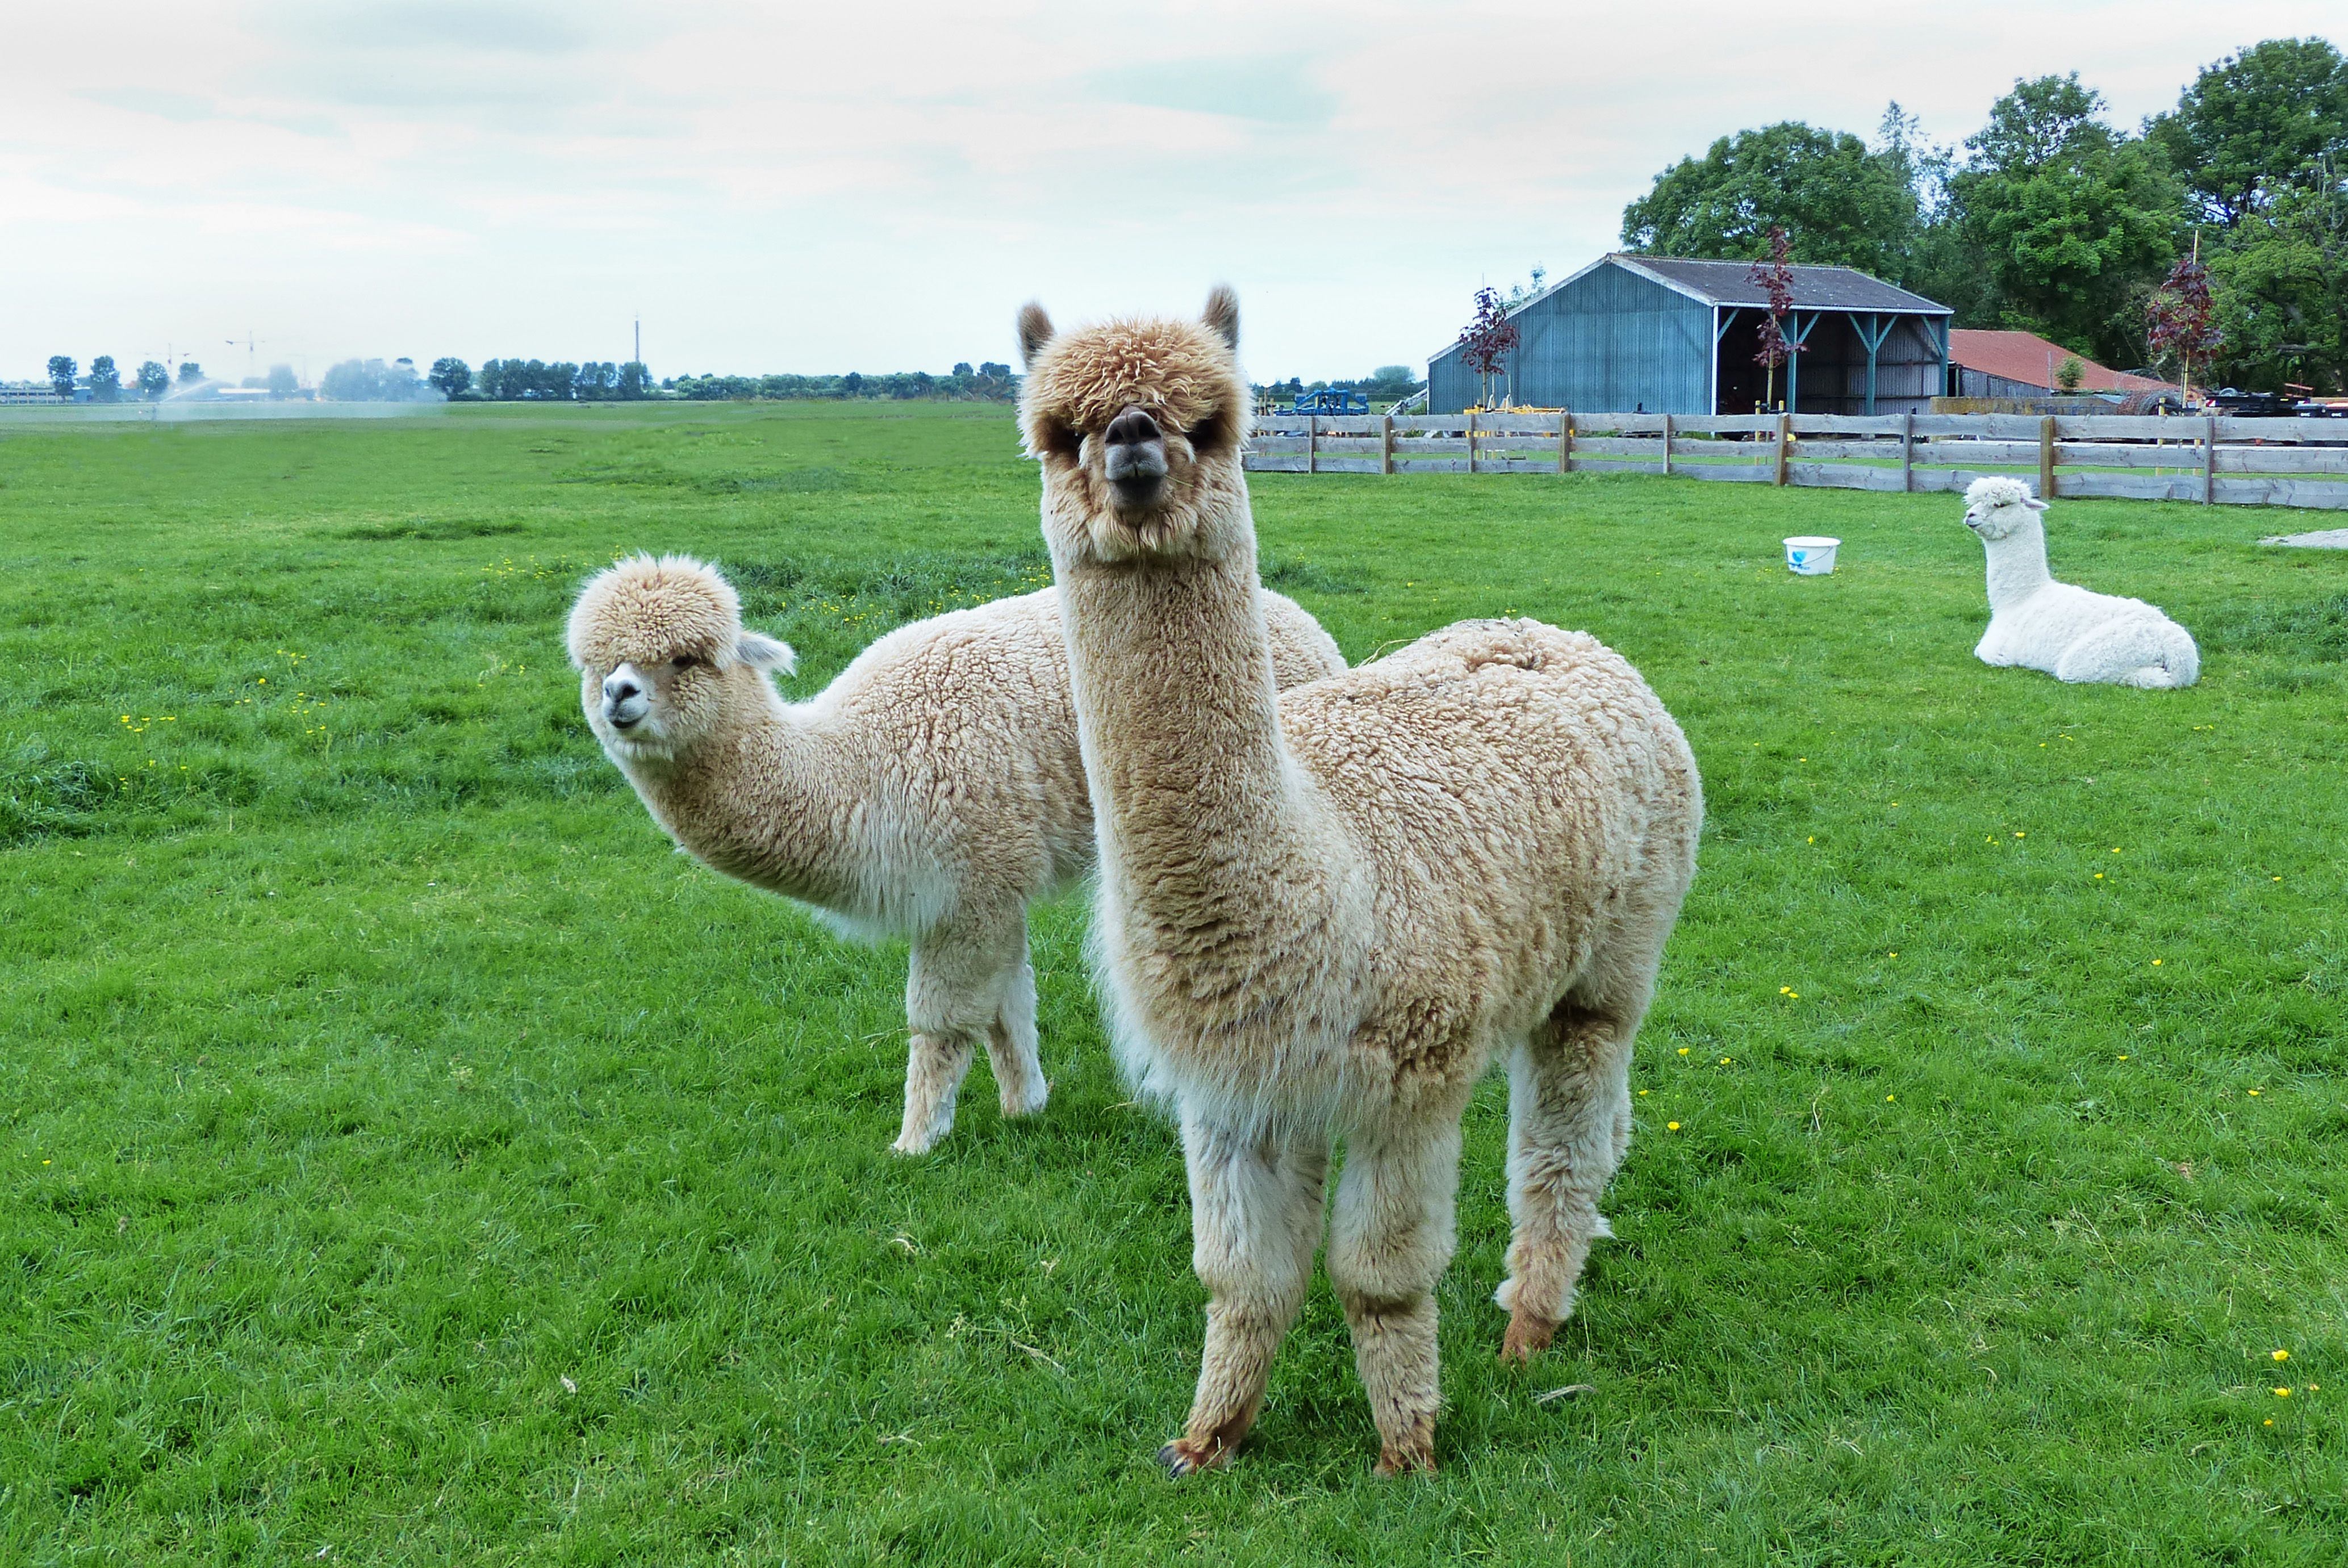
[{"xmin": 634, "ymin": 317, "xmax": 641, "ymax": 369}]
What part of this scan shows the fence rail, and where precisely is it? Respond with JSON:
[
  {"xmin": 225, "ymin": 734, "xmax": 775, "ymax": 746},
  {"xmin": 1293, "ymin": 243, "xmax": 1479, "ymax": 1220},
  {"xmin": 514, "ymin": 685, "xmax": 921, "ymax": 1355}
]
[{"xmin": 1243, "ymin": 411, "xmax": 2348, "ymax": 511}]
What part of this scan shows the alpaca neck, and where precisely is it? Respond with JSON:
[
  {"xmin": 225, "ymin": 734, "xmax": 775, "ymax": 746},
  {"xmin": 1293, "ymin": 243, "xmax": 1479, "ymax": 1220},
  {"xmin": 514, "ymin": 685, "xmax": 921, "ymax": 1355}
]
[
  {"xmin": 1983, "ymin": 521, "xmax": 2053, "ymax": 612},
  {"xmin": 1054, "ymin": 501, "xmax": 1363, "ymax": 1043},
  {"xmin": 618, "ymin": 682, "xmax": 846, "ymax": 905}
]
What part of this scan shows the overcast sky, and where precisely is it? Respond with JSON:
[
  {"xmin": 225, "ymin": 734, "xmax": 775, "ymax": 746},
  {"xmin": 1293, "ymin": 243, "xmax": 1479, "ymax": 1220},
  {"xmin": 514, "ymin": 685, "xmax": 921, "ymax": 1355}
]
[{"xmin": 5, "ymin": 2, "xmax": 2333, "ymax": 384}]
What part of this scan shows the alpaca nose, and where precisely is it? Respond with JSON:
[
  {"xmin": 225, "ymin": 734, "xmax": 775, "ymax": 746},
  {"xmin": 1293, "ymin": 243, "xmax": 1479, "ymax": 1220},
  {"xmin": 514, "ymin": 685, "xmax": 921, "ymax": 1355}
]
[
  {"xmin": 1103, "ymin": 405, "xmax": 1167, "ymax": 494},
  {"xmin": 602, "ymin": 670, "xmax": 649, "ymax": 726}
]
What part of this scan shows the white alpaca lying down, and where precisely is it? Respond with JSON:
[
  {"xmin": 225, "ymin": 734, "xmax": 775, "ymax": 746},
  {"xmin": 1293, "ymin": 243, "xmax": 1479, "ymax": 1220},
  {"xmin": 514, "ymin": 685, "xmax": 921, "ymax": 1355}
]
[{"xmin": 1963, "ymin": 476, "xmax": 2199, "ymax": 689}]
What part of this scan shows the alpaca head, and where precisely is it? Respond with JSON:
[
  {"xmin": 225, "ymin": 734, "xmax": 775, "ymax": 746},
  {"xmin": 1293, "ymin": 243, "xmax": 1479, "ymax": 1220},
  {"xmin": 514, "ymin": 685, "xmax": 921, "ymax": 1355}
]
[
  {"xmin": 566, "ymin": 554, "xmax": 795, "ymax": 766},
  {"xmin": 1962, "ymin": 475, "xmax": 2048, "ymax": 541},
  {"xmin": 1016, "ymin": 286, "xmax": 1251, "ymax": 565}
]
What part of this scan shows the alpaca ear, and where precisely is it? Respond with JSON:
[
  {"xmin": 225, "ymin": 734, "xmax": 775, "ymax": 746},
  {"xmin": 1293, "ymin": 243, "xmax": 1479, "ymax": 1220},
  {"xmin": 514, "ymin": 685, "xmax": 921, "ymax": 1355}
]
[
  {"xmin": 736, "ymin": 631, "xmax": 796, "ymax": 673},
  {"xmin": 1017, "ymin": 303, "xmax": 1055, "ymax": 369},
  {"xmin": 2025, "ymin": 497, "xmax": 2049, "ymax": 512},
  {"xmin": 1203, "ymin": 284, "xmax": 1239, "ymax": 350}
]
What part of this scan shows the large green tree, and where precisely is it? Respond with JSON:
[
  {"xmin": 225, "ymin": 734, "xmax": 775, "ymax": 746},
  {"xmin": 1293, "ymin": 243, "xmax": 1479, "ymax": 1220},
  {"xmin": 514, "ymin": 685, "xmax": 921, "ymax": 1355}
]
[
  {"xmin": 2147, "ymin": 38, "xmax": 2348, "ymax": 228},
  {"xmin": 1949, "ymin": 74, "xmax": 2179, "ymax": 363},
  {"xmin": 2206, "ymin": 176, "xmax": 2348, "ymax": 393},
  {"xmin": 1621, "ymin": 120, "xmax": 1920, "ymax": 278}
]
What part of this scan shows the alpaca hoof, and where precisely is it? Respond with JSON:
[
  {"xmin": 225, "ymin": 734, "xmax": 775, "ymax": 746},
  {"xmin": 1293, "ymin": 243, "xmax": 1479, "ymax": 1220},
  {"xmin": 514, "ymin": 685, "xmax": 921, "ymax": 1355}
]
[
  {"xmin": 890, "ymin": 1130, "xmax": 940, "ymax": 1156},
  {"xmin": 1000, "ymin": 1081, "xmax": 1050, "ymax": 1120},
  {"xmin": 1158, "ymin": 1437, "xmax": 1230, "ymax": 1478},
  {"xmin": 1501, "ymin": 1312, "xmax": 1557, "ymax": 1364},
  {"xmin": 1373, "ymin": 1442, "xmax": 1438, "ymax": 1478}
]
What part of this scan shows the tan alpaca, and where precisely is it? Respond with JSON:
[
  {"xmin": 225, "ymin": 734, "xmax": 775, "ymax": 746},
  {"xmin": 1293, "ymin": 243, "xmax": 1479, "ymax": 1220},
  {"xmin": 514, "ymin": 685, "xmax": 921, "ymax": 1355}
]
[
  {"xmin": 1018, "ymin": 291, "xmax": 1702, "ymax": 1475},
  {"xmin": 566, "ymin": 555, "xmax": 1346, "ymax": 1153}
]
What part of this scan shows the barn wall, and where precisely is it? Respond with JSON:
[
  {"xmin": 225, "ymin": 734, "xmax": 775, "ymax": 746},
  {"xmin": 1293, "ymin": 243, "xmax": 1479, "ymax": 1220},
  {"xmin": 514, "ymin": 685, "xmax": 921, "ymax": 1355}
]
[{"xmin": 1428, "ymin": 263, "xmax": 1710, "ymax": 413}]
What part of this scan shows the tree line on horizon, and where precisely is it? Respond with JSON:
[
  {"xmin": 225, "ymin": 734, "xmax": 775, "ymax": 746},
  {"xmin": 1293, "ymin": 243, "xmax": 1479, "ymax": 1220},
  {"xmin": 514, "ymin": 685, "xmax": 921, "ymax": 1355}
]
[
  {"xmin": 419, "ymin": 358, "xmax": 1020, "ymax": 403},
  {"xmin": 1611, "ymin": 36, "xmax": 2348, "ymax": 394}
]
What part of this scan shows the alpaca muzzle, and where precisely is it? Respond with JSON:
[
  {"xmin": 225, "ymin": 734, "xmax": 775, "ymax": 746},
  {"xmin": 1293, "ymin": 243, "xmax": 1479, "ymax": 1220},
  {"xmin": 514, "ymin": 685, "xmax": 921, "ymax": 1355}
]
[
  {"xmin": 603, "ymin": 667, "xmax": 651, "ymax": 729},
  {"xmin": 1104, "ymin": 405, "xmax": 1168, "ymax": 504}
]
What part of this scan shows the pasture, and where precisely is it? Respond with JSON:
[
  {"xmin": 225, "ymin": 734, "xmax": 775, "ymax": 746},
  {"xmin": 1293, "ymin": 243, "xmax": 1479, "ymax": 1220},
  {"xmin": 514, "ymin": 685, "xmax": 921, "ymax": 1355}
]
[{"xmin": 3, "ymin": 400, "xmax": 2345, "ymax": 1565}]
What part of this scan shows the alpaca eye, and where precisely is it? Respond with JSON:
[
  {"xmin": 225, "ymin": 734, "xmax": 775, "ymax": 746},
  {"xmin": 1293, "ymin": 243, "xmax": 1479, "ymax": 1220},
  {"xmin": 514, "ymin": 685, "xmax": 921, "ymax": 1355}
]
[
  {"xmin": 672, "ymin": 654, "xmax": 699, "ymax": 670},
  {"xmin": 1187, "ymin": 416, "xmax": 1223, "ymax": 451}
]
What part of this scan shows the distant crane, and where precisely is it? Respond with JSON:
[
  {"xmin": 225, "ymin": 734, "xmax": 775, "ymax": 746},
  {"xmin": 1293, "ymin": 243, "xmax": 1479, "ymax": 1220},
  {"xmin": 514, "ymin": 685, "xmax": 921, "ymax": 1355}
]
[{"xmin": 226, "ymin": 330, "xmax": 268, "ymax": 381}]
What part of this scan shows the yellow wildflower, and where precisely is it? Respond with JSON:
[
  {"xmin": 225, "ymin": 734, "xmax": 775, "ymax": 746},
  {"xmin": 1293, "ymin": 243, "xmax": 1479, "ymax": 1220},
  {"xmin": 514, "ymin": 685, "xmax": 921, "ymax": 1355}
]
[
  {"xmin": 2272, "ymin": 1350, "xmax": 2289, "ymax": 1362},
  {"xmin": 1666, "ymin": 1122, "xmax": 1681, "ymax": 1131}
]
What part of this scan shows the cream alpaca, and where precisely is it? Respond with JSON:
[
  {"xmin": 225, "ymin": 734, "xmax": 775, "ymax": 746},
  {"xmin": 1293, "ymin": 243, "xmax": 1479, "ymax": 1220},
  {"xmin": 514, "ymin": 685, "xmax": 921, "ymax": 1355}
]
[
  {"xmin": 1963, "ymin": 475, "xmax": 2199, "ymax": 688},
  {"xmin": 1018, "ymin": 290, "xmax": 1702, "ymax": 1477},
  {"xmin": 567, "ymin": 555, "xmax": 1346, "ymax": 1154}
]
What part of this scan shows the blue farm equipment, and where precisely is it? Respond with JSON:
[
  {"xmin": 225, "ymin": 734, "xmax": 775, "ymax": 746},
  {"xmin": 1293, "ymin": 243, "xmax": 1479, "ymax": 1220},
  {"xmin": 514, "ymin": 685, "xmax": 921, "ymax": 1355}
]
[{"xmin": 1290, "ymin": 387, "xmax": 1369, "ymax": 415}]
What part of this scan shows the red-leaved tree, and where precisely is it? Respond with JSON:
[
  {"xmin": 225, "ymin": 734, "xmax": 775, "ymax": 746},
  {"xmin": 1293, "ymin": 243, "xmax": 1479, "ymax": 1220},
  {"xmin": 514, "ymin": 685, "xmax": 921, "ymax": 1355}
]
[
  {"xmin": 2146, "ymin": 242, "xmax": 2222, "ymax": 403},
  {"xmin": 1457, "ymin": 286, "xmax": 1520, "ymax": 409},
  {"xmin": 1749, "ymin": 227, "xmax": 1804, "ymax": 413}
]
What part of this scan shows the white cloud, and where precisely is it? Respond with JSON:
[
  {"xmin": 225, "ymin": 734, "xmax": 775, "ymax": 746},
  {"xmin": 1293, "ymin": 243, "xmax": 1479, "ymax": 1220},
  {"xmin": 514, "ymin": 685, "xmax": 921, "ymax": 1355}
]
[{"xmin": 2, "ymin": 1, "xmax": 2332, "ymax": 380}]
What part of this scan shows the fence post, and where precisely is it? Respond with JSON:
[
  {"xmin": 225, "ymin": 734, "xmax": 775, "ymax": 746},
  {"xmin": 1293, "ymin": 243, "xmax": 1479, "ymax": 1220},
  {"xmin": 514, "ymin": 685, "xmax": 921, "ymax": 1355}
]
[
  {"xmin": 2202, "ymin": 416, "xmax": 2216, "ymax": 504},
  {"xmin": 2038, "ymin": 415, "xmax": 2056, "ymax": 501},
  {"xmin": 1307, "ymin": 414, "xmax": 1318, "ymax": 476},
  {"xmin": 1774, "ymin": 414, "xmax": 1791, "ymax": 486},
  {"xmin": 1467, "ymin": 411, "xmax": 1477, "ymax": 475},
  {"xmin": 1381, "ymin": 414, "xmax": 1394, "ymax": 476},
  {"xmin": 1557, "ymin": 411, "xmax": 1573, "ymax": 475},
  {"xmin": 1902, "ymin": 411, "xmax": 1915, "ymax": 494},
  {"xmin": 1661, "ymin": 412, "xmax": 1674, "ymax": 477}
]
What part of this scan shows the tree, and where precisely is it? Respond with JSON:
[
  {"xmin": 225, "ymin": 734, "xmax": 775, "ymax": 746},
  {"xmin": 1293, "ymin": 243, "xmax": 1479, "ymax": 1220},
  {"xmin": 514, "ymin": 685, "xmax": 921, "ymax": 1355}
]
[
  {"xmin": 87, "ymin": 356, "xmax": 122, "ymax": 402},
  {"xmin": 1456, "ymin": 285, "xmax": 1519, "ymax": 408},
  {"xmin": 266, "ymin": 364, "xmax": 299, "ymax": 398},
  {"xmin": 2054, "ymin": 356, "xmax": 2085, "ymax": 391},
  {"xmin": 2147, "ymin": 245, "xmax": 2223, "ymax": 398},
  {"xmin": 841, "ymin": 371, "xmax": 863, "ymax": 397},
  {"xmin": 177, "ymin": 361, "xmax": 204, "ymax": 385},
  {"xmin": 47, "ymin": 356, "xmax": 76, "ymax": 399},
  {"xmin": 1749, "ymin": 227, "xmax": 1804, "ymax": 411},
  {"xmin": 1949, "ymin": 75, "xmax": 2180, "ymax": 364},
  {"xmin": 137, "ymin": 361, "xmax": 170, "ymax": 400},
  {"xmin": 428, "ymin": 357, "xmax": 471, "ymax": 398},
  {"xmin": 617, "ymin": 361, "xmax": 651, "ymax": 399},
  {"xmin": 952, "ymin": 362, "xmax": 974, "ymax": 378},
  {"xmin": 573, "ymin": 362, "xmax": 618, "ymax": 400},
  {"xmin": 1623, "ymin": 120, "xmax": 1921, "ymax": 279},
  {"xmin": 2148, "ymin": 38, "xmax": 2348, "ymax": 228},
  {"xmin": 2203, "ymin": 172, "xmax": 2348, "ymax": 394}
]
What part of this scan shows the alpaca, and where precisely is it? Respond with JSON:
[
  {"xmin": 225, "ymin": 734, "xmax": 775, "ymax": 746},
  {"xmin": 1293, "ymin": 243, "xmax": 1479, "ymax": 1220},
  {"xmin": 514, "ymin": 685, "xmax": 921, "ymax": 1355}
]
[
  {"xmin": 1017, "ymin": 290, "xmax": 1702, "ymax": 1476},
  {"xmin": 1964, "ymin": 476, "xmax": 2199, "ymax": 688},
  {"xmin": 567, "ymin": 556, "xmax": 1346, "ymax": 1155}
]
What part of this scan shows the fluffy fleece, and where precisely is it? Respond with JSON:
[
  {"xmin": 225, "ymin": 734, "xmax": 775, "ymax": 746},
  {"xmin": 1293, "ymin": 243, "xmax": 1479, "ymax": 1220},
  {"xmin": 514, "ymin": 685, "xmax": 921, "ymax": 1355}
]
[
  {"xmin": 566, "ymin": 554, "xmax": 1347, "ymax": 1154},
  {"xmin": 1964, "ymin": 476, "xmax": 2199, "ymax": 688},
  {"xmin": 1021, "ymin": 288, "xmax": 1702, "ymax": 1477}
]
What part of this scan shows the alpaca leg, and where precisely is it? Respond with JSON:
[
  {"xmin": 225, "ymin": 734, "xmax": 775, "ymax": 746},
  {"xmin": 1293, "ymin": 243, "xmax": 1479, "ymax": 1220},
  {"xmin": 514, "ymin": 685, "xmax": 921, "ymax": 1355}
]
[
  {"xmin": 983, "ymin": 927, "xmax": 1048, "ymax": 1120},
  {"xmin": 1497, "ymin": 986, "xmax": 1644, "ymax": 1364},
  {"xmin": 895, "ymin": 921, "xmax": 1016, "ymax": 1155},
  {"xmin": 1326, "ymin": 1116, "xmax": 1463, "ymax": 1476},
  {"xmin": 1160, "ymin": 1107, "xmax": 1327, "ymax": 1477}
]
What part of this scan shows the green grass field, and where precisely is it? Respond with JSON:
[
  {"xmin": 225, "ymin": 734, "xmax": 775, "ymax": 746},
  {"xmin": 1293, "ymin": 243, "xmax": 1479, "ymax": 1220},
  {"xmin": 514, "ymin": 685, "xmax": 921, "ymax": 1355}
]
[{"xmin": 4, "ymin": 401, "xmax": 2345, "ymax": 1565}]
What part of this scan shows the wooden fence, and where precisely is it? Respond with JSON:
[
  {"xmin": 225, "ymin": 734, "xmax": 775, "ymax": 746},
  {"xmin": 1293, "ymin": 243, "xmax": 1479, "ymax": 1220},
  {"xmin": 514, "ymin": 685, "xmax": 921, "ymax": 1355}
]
[{"xmin": 1244, "ymin": 411, "xmax": 2348, "ymax": 511}]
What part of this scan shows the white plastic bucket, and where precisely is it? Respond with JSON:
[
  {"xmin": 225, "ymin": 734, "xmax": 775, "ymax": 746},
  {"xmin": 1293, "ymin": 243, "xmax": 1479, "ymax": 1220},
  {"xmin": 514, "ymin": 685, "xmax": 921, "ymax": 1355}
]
[{"xmin": 1784, "ymin": 536, "xmax": 1840, "ymax": 575}]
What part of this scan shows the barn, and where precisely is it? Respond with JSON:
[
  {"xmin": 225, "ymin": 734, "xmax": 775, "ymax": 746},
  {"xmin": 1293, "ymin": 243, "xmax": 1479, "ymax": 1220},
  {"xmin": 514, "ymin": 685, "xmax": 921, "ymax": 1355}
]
[{"xmin": 1426, "ymin": 254, "xmax": 1952, "ymax": 417}]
